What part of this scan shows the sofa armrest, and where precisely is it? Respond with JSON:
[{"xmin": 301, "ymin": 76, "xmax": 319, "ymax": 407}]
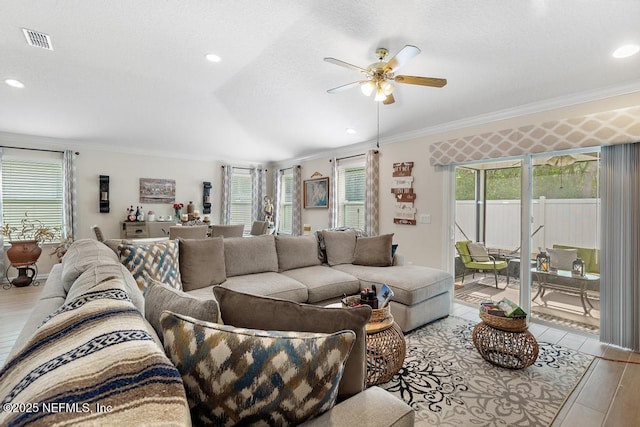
[{"xmin": 301, "ymin": 386, "xmax": 414, "ymax": 427}]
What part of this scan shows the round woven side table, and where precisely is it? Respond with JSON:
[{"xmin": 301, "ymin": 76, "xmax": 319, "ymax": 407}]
[
  {"xmin": 472, "ymin": 321, "xmax": 539, "ymax": 369},
  {"xmin": 366, "ymin": 319, "xmax": 406, "ymax": 386}
]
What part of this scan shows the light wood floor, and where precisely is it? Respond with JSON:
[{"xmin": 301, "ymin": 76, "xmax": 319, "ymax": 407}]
[{"xmin": 1, "ymin": 283, "xmax": 639, "ymax": 426}]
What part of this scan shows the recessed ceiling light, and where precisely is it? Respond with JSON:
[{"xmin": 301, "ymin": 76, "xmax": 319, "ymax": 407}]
[
  {"xmin": 346, "ymin": 128, "xmax": 356, "ymax": 135},
  {"xmin": 612, "ymin": 44, "xmax": 640, "ymax": 59},
  {"xmin": 5, "ymin": 79, "xmax": 24, "ymax": 88},
  {"xmin": 205, "ymin": 53, "xmax": 221, "ymax": 63}
]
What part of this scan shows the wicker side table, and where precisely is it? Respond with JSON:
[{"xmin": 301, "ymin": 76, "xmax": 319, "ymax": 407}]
[
  {"xmin": 366, "ymin": 319, "xmax": 406, "ymax": 386},
  {"xmin": 472, "ymin": 321, "xmax": 539, "ymax": 369}
]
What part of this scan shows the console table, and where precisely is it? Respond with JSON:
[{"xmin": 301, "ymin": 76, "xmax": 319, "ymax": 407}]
[
  {"xmin": 120, "ymin": 221, "xmax": 175, "ymax": 239},
  {"xmin": 531, "ymin": 268, "xmax": 600, "ymax": 314}
]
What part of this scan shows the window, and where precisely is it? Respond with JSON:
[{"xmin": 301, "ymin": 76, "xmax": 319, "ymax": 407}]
[
  {"xmin": 229, "ymin": 169, "xmax": 252, "ymax": 233},
  {"xmin": 278, "ymin": 170, "xmax": 294, "ymax": 234},
  {"xmin": 1, "ymin": 152, "xmax": 64, "ymax": 242},
  {"xmin": 337, "ymin": 159, "xmax": 365, "ymax": 229}
]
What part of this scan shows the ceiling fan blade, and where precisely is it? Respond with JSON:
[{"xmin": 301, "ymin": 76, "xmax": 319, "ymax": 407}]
[
  {"xmin": 324, "ymin": 57, "xmax": 369, "ymax": 74},
  {"xmin": 327, "ymin": 81, "xmax": 365, "ymax": 93},
  {"xmin": 383, "ymin": 93, "xmax": 395, "ymax": 105},
  {"xmin": 395, "ymin": 75, "xmax": 447, "ymax": 87},
  {"xmin": 384, "ymin": 45, "xmax": 421, "ymax": 73}
]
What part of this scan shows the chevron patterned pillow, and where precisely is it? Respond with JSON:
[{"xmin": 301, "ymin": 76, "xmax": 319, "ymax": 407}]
[
  {"xmin": 160, "ymin": 311, "xmax": 356, "ymax": 426},
  {"xmin": 119, "ymin": 240, "xmax": 181, "ymax": 292}
]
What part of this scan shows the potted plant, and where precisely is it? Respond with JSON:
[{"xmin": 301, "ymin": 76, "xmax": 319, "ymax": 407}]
[{"xmin": 1, "ymin": 212, "xmax": 61, "ymax": 267}]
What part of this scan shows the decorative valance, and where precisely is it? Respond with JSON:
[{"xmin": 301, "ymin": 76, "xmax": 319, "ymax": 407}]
[{"xmin": 429, "ymin": 106, "xmax": 640, "ymax": 166}]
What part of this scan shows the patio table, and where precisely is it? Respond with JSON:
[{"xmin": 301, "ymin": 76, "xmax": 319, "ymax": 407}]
[{"xmin": 531, "ymin": 268, "xmax": 599, "ymax": 315}]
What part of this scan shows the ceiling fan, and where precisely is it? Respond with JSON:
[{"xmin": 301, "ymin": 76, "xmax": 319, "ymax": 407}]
[{"xmin": 324, "ymin": 45, "xmax": 447, "ymax": 105}]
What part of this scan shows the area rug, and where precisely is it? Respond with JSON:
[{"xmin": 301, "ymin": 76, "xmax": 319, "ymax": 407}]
[
  {"xmin": 380, "ymin": 316, "xmax": 593, "ymax": 427},
  {"xmin": 455, "ymin": 278, "xmax": 600, "ymax": 333}
]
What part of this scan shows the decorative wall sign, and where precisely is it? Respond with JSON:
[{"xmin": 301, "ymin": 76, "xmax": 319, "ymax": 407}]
[
  {"xmin": 391, "ymin": 162, "xmax": 416, "ymax": 225},
  {"xmin": 139, "ymin": 178, "xmax": 176, "ymax": 204}
]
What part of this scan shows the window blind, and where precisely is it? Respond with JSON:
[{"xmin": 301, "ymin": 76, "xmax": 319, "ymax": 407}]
[
  {"xmin": 229, "ymin": 170, "xmax": 252, "ymax": 233},
  {"xmin": 337, "ymin": 163, "xmax": 365, "ymax": 229},
  {"xmin": 1, "ymin": 158, "xmax": 63, "ymax": 238},
  {"xmin": 279, "ymin": 172, "xmax": 293, "ymax": 234}
]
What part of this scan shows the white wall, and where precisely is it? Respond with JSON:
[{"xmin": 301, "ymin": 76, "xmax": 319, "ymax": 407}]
[{"xmin": 76, "ymin": 149, "xmax": 223, "ymax": 241}]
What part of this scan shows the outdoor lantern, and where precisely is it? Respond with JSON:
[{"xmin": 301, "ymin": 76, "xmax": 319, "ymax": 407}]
[
  {"xmin": 572, "ymin": 258, "xmax": 585, "ymax": 276},
  {"xmin": 536, "ymin": 251, "xmax": 550, "ymax": 272}
]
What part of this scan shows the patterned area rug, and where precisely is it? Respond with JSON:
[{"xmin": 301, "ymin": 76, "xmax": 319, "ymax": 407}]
[
  {"xmin": 455, "ymin": 278, "xmax": 600, "ymax": 333},
  {"xmin": 380, "ymin": 316, "xmax": 593, "ymax": 427}
]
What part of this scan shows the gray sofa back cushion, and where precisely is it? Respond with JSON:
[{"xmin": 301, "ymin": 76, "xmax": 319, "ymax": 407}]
[
  {"xmin": 322, "ymin": 230, "xmax": 357, "ymax": 266},
  {"xmin": 213, "ymin": 287, "xmax": 371, "ymax": 400},
  {"xmin": 224, "ymin": 235, "xmax": 278, "ymax": 277},
  {"xmin": 275, "ymin": 235, "xmax": 322, "ymax": 272},
  {"xmin": 61, "ymin": 239, "xmax": 120, "ymax": 291},
  {"xmin": 178, "ymin": 237, "xmax": 226, "ymax": 291},
  {"xmin": 352, "ymin": 234, "xmax": 394, "ymax": 267}
]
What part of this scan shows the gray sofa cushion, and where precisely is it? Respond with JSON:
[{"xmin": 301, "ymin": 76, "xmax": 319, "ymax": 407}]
[
  {"xmin": 282, "ymin": 265, "xmax": 360, "ymax": 304},
  {"xmin": 224, "ymin": 235, "xmax": 278, "ymax": 277},
  {"xmin": 178, "ymin": 237, "xmax": 226, "ymax": 291},
  {"xmin": 352, "ymin": 234, "xmax": 394, "ymax": 267},
  {"xmin": 61, "ymin": 239, "xmax": 120, "ymax": 291},
  {"xmin": 275, "ymin": 235, "xmax": 321, "ymax": 272},
  {"xmin": 333, "ymin": 264, "xmax": 453, "ymax": 306},
  {"xmin": 322, "ymin": 230, "xmax": 357, "ymax": 266},
  {"xmin": 220, "ymin": 272, "xmax": 309, "ymax": 303},
  {"xmin": 145, "ymin": 280, "xmax": 220, "ymax": 341},
  {"xmin": 213, "ymin": 287, "xmax": 372, "ymax": 401}
]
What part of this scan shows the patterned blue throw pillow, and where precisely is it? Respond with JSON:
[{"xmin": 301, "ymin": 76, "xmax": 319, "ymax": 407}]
[
  {"xmin": 119, "ymin": 240, "xmax": 181, "ymax": 292},
  {"xmin": 160, "ymin": 311, "xmax": 356, "ymax": 426}
]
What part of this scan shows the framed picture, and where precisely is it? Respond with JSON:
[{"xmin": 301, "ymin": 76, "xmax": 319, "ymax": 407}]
[
  {"xmin": 303, "ymin": 177, "xmax": 329, "ymax": 209},
  {"xmin": 139, "ymin": 178, "xmax": 176, "ymax": 203}
]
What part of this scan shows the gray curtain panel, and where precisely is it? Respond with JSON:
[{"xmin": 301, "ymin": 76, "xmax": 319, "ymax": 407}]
[
  {"xmin": 251, "ymin": 167, "xmax": 266, "ymax": 223},
  {"xmin": 600, "ymin": 142, "xmax": 640, "ymax": 351},
  {"xmin": 292, "ymin": 165, "xmax": 302, "ymax": 236},
  {"xmin": 0, "ymin": 148, "xmax": 3, "ymax": 272},
  {"xmin": 221, "ymin": 165, "xmax": 233, "ymax": 224},
  {"xmin": 365, "ymin": 149, "xmax": 380, "ymax": 237},
  {"xmin": 273, "ymin": 169, "xmax": 283, "ymax": 234},
  {"xmin": 63, "ymin": 150, "xmax": 78, "ymax": 239}
]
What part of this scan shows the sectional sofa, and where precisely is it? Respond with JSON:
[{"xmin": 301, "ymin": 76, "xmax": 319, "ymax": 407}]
[
  {"xmin": 177, "ymin": 230, "xmax": 454, "ymax": 333},
  {"xmin": 3, "ymin": 238, "xmax": 415, "ymax": 426}
]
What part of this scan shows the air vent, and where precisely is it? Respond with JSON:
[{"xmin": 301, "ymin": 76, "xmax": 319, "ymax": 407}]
[{"xmin": 22, "ymin": 28, "xmax": 53, "ymax": 50}]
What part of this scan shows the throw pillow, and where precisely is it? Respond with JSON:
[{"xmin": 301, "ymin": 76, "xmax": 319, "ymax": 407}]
[
  {"xmin": 144, "ymin": 279, "xmax": 221, "ymax": 341},
  {"xmin": 546, "ymin": 247, "xmax": 578, "ymax": 270},
  {"xmin": 178, "ymin": 237, "xmax": 226, "ymax": 291},
  {"xmin": 275, "ymin": 235, "xmax": 322, "ymax": 272},
  {"xmin": 322, "ymin": 230, "xmax": 357, "ymax": 266},
  {"xmin": 213, "ymin": 287, "xmax": 371, "ymax": 399},
  {"xmin": 352, "ymin": 234, "xmax": 394, "ymax": 267},
  {"xmin": 160, "ymin": 311, "xmax": 355, "ymax": 426},
  {"xmin": 60, "ymin": 239, "xmax": 120, "ymax": 291},
  {"xmin": 223, "ymin": 234, "xmax": 279, "ymax": 277},
  {"xmin": 119, "ymin": 240, "xmax": 181, "ymax": 293},
  {"xmin": 467, "ymin": 242, "xmax": 490, "ymax": 262},
  {"xmin": 0, "ymin": 279, "xmax": 190, "ymax": 427}
]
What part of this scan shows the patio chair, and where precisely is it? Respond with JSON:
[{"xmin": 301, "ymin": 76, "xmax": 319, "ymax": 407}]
[
  {"xmin": 455, "ymin": 240, "xmax": 508, "ymax": 289},
  {"xmin": 168, "ymin": 225, "xmax": 209, "ymax": 240}
]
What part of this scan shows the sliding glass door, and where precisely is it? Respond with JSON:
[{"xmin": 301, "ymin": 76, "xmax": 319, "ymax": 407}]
[{"xmin": 453, "ymin": 149, "xmax": 600, "ymax": 335}]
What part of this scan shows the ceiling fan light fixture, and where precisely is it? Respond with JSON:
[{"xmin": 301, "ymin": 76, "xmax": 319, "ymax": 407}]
[
  {"xmin": 360, "ymin": 81, "xmax": 375, "ymax": 96},
  {"xmin": 374, "ymin": 87, "xmax": 386, "ymax": 102},
  {"xmin": 381, "ymin": 81, "xmax": 394, "ymax": 96}
]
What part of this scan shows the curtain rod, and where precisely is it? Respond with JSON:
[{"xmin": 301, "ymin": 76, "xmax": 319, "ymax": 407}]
[
  {"xmin": 330, "ymin": 151, "xmax": 377, "ymax": 162},
  {"xmin": 221, "ymin": 165, "xmax": 266, "ymax": 171},
  {"xmin": 0, "ymin": 145, "xmax": 80, "ymax": 155}
]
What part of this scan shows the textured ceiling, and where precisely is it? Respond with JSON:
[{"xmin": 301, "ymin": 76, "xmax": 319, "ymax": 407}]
[{"xmin": 1, "ymin": 1, "xmax": 639, "ymax": 164}]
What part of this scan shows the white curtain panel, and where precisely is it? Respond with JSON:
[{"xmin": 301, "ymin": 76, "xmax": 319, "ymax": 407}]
[
  {"xmin": 600, "ymin": 142, "xmax": 640, "ymax": 351},
  {"xmin": 292, "ymin": 165, "xmax": 302, "ymax": 236},
  {"xmin": 62, "ymin": 150, "xmax": 78, "ymax": 239},
  {"xmin": 0, "ymin": 148, "xmax": 3, "ymax": 272},
  {"xmin": 329, "ymin": 157, "xmax": 338, "ymax": 229},
  {"xmin": 365, "ymin": 149, "xmax": 380, "ymax": 236},
  {"xmin": 221, "ymin": 165, "xmax": 233, "ymax": 224}
]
